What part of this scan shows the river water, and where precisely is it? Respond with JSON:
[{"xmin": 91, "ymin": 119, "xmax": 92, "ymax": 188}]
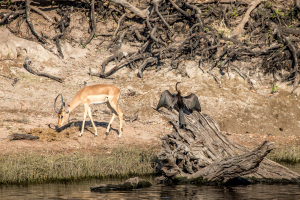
[{"xmin": 1, "ymin": 164, "xmax": 300, "ymax": 200}]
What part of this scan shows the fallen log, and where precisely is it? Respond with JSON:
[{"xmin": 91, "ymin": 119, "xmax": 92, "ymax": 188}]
[
  {"xmin": 8, "ymin": 133, "xmax": 39, "ymax": 141},
  {"xmin": 156, "ymin": 107, "xmax": 300, "ymax": 184}
]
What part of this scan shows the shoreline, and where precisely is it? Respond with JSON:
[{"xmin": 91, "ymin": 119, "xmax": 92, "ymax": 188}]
[{"xmin": 1, "ymin": 135, "xmax": 300, "ymax": 186}]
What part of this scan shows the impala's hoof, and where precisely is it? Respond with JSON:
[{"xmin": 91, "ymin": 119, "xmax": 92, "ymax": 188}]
[
  {"xmin": 118, "ymin": 135, "xmax": 121, "ymax": 139},
  {"xmin": 105, "ymin": 131, "xmax": 109, "ymax": 135},
  {"xmin": 78, "ymin": 135, "xmax": 82, "ymax": 137},
  {"xmin": 94, "ymin": 134, "xmax": 98, "ymax": 137}
]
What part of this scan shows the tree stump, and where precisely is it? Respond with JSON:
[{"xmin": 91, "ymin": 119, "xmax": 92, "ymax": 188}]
[{"xmin": 156, "ymin": 108, "xmax": 300, "ymax": 184}]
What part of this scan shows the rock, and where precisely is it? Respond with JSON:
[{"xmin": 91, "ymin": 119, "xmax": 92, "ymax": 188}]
[
  {"xmin": 90, "ymin": 177, "xmax": 152, "ymax": 192},
  {"xmin": 0, "ymin": 27, "xmax": 61, "ymax": 64},
  {"xmin": 155, "ymin": 176, "xmax": 168, "ymax": 184},
  {"xmin": 90, "ymin": 184, "xmax": 120, "ymax": 192},
  {"xmin": 122, "ymin": 177, "xmax": 152, "ymax": 189}
]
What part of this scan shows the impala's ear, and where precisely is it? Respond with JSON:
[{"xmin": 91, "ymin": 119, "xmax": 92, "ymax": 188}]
[{"xmin": 65, "ymin": 105, "xmax": 70, "ymax": 114}]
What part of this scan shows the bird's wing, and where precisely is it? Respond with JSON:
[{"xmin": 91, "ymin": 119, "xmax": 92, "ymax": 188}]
[
  {"xmin": 157, "ymin": 90, "xmax": 176, "ymax": 110},
  {"xmin": 183, "ymin": 93, "xmax": 201, "ymax": 112}
]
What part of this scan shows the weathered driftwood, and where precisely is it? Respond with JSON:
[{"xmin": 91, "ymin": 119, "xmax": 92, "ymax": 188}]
[
  {"xmin": 156, "ymin": 108, "xmax": 300, "ymax": 184},
  {"xmin": 9, "ymin": 133, "xmax": 39, "ymax": 141},
  {"xmin": 24, "ymin": 57, "xmax": 64, "ymax": 83}
]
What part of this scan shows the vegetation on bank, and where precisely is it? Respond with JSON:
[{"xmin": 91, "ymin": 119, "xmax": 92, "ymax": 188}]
[
  {"xmin": 0, "ymin": 141, "xmax": 299, "ymax": 185},
  {"xmin": 267, "ymin": 144, "xmax": 300, "ymax": 164},
  {"xmin": 0, "ymin": 146, "xmax": 159, "ymax": 185}
]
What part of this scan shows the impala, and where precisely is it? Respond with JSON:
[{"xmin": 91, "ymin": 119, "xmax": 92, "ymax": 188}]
[{"xmin": 54, "ymin": 84, "xmax": 124, "ymax": 138}]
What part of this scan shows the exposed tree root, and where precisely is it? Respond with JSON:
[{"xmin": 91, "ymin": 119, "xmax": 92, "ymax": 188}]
[
  {"xmin": 25, "ymin": 0, "xmax": 45, "ymax": 43},
  {"xmin": 31, "ymin": 6, "xmax": 52, "ymax": 22},
  {"xmin": 82, "ymin": 0, "xmax": 96, "ymax": 46},
  {"xmin": 2, "ymin": 0, "xmax": 300, "ymax": 93},
  {"xmin": 53, "ymin": 7, "xmax": 73, "ymax": 59}
]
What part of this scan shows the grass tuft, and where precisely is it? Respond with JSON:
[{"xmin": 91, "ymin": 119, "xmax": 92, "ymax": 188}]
[
  {"xmin": 267, "ymin": 144, "xmax": 300, "ymax": 164},
  {"xmin": 211, "ymin": 19, "xmax": 231, "ymax": 37}
]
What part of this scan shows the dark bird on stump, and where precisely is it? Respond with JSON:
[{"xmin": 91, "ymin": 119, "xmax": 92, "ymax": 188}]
[{"xmin": 156, "ymin": 82, "xmax": 201, "ymax": 128}]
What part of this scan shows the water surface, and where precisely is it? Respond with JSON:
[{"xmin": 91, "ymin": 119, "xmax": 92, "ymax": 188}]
[{"xmin": 1, "ymin": 165, "xmax": 300, "ymax": 199}]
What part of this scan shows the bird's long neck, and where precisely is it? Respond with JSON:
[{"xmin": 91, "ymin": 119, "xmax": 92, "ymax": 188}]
[
  {"xmin": 175, "ymin": 82, "xmax": 181, "ymax": 95},
  {"xmin": 175, "ymin": 82, "xmax": 184, "ymax": 109}
]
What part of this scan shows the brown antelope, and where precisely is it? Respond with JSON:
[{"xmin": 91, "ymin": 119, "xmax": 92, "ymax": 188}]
[{"xmin": 54, "ymin": 84, "xmax": 124, "ymax": 138}]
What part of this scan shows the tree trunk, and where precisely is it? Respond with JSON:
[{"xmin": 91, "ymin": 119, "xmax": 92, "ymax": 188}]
[{"xmin": 157, "ymin": 108, "xmax": 300, "ymax": 184}]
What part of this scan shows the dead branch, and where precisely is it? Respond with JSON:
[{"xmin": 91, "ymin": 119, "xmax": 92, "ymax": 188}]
[
  {"xmin": 25, "ymin": 0, "xmax": 45, "ymax": 43},
  {"xmin": 23, "ymin": 57, "xmax": 64, "ymax": 83},
  {"xmin": 83, "ymin": 0, "xmax": 96, "ymax": 46},
  {"xmin": 53, "ymin": 6, "xmax": 73, "ymax": 59},
  {"xmin": 0, "ymin": 11, "xmax": 13, "ymax": 25},
  {"xmin": 31, "ymin": 6, "xmax": 52, "ymax": 22},
  {"xmin": 137, "ymin": 57, "xmax": 157, "ymax": 78},
  {"xmin": 229, "ymin": 0, "xmax": 262, "ymax": 38},
  {"xmin": 153, "ymin": 0, "xmax": 173, "ymax": 34},
  {"xmin": 113, "ymin": 13, "xmax": 129, "ymax": 39},
  {"xmin": 110, "ymin": 0, "xmax": 149, "ymax": 18}
]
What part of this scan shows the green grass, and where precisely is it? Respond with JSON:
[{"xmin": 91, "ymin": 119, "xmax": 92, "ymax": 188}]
[
  {"xmin": 267, "ymin": 145, "xmax": 300, "ymax": 164},
  {"xmin": 0, "ymin": 146, "xmax": 159, "ymax": 185}
]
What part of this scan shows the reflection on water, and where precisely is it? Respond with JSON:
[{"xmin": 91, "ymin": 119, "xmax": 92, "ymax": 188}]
[
  {"xmin": 282, "ymin": 163, "xmax": 300, "ymax": 174},
  {"xmin": 1, "ymin": 180, "xmax": 300, "ymax": 200},
  {"xmin": 1, "ymin": 165, "xmax": 300, "ymax": 200}
]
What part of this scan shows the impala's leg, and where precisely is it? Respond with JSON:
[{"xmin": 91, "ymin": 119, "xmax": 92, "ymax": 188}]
[
  {"xmin": 87, "ymin": 106, "xmax": 97, "ymax": 136},
  {"xmin": 108, "ymin": 98, "xmax": 123, "ymax": 138},
  {"xmin": 116, "ymin": 106, "xmax": 123, "ymax": 138},
  {"xmin": 80, "ymin": 103, "xmax": 89, "ymax": 137},
  {"xmin": 106, "ymin": 113, "xmax": 115, "ymax": 134}
]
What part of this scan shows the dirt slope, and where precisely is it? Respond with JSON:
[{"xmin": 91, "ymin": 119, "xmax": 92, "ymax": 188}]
[{"xmin": 1, "ymin": 5, "xmax": 300, "ymax": 155}]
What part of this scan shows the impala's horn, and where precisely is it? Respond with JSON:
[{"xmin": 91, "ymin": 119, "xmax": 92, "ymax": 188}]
[{"xmin": 54, "ymin": 93, "xmax": 64, "ymax": 114}]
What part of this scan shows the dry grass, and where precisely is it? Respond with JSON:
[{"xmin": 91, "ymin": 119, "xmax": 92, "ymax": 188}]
[
  {"xmin": 0, "ymin": 146, "xmax": 158, "ymax": 185},
  {"xmin": 211, "ymin": 19, "xmax": 232, "ymax": 37},
  {"xmin": 26, "ymin": 127, "xmax": 76, "ymax": 142}
]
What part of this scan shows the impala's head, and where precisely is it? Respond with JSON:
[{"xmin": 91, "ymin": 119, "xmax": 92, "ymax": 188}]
[{"xmin": 54, "ymin": 94, "xmax": 69, "ymax": 127}]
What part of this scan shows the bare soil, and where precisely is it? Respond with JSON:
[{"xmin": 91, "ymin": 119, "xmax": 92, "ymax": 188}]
[{"xmin": 1, "ymin": 5, "xmax": 300, "ymax": 156}]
